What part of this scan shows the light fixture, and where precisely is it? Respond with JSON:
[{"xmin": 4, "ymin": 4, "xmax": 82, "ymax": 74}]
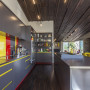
[
  {"xmin": 71, "ymin": 33, "xmax": 72, "ymax": 36},
  {"xmin": 37, "ymin": 15, "xmax": 41, "ymax": 20},
  {"xmin": 10, "ymin": 16, "xmax": 17, "ymax": 20},
  {"xmin": 0, "ymin": 2, "xmax": 3, "ymax": 7},
  {"xmin": 40, "ymin": 22, "xmax": 42, "ymax": 27},
  {"xmin": 64, "ymin": 0, "xmax": 67, "ymax": 3},
  {"xmin": 19, "ymin": 24, "xmax": 24, "ymax": 26},
  {"xmin": 33, "ymin": 0, "xmax": 36, "ymax": 4},
  {"xmin": 75, "ymin": 29, "xmax": 77, "ymax": 32}
]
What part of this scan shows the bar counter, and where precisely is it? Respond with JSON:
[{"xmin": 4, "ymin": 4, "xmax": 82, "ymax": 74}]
[
  {"xmin": 0, "ymin": 55, "xmax": 26, "ymax": 65},
  {"xmin": 0, "ymin": 55, "xmax": 35, "ymax": 90},
  {"xmin": 55, "ymin": 53, "xmax": 90, "ymax": 90}
]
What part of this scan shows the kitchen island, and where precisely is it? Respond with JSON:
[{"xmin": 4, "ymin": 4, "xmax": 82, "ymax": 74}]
[{"xmin": 55, "ymin": 53, "xmax": 90, "ymax": 90}]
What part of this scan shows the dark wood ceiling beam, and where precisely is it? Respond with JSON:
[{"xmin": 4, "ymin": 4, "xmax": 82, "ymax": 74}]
[
  {"xmin": 24, "ymin": 0, "xmax": 33, "ymax": 20},
  {"xmin": 54, "ymin": 0, "xmax": 61, "ymax": 21},
  {"xmin": 70, "ymin": 22, "xmax": 90, "ymax": 41},
  {"xmin": 57, "ymin": 0, "xmax": 88, "ymax": 41},
  {"xmin": 47, "ymin": 0, "xmax": 50, "ymax": 20},
  {"xmin": 66, "ymin": 22, "xmax": 90, "ymax": 41},
  {"xmin": 62, "ymin": 7, "xmax": 90, "ymax": 41},
  {"xmin": 55, "ymin": 0, "xmax": 71, "ymax": 39},
  {"xmin": 63, "ymin": 15, "xmax": 90, "ymax": 41}
]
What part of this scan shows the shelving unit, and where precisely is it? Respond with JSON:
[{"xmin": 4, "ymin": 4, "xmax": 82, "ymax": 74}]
[
  {"xmin": 34, "ymin": 33, "xmax": 52, "ymax": 63},
  {"xmin": 35, "ymin": 33, "xmax": 52, "ymax": 53}
]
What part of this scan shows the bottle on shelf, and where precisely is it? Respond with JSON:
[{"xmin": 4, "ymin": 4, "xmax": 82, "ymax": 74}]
[
  {"xmin": 37, "ymin": 34, "xmax": 39, "ymax": 37},
  {"xmin": 48, "ymin": 34, "xmax": 51, "ymax": 37},
  {"xmin": 41, "ymin": 48, "xmax": 43, "ymax": 52}
]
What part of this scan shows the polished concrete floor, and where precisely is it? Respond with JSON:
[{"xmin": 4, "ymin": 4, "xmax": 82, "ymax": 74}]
[{"xmin": 19, "ymin": 65, "xmax": 61, "ymax": 90}]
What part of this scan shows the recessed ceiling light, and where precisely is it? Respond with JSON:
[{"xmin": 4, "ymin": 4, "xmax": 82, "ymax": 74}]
[
  {"xmin": 75, "ymin": 29, "xmax": 77, "ymax": 32},
  {"xmin": 40, "ymin": 22, "xmax": 42, "ymax": 27},
  {"xmin": 0, "ymin": 2, "xmax": 3, "ymax": 7},
  {"xmin": 37, "ymin": 15, "xmax": 41, "ymax": 20},
  {"xmin": 40, "ymin": 23, "xmax": 42, "ymax": 27},
  {"xmin": 71, "ymin": 33, "xmax": 72, "ymax": 36},
  {"xmin": 19, "ymin": 24, "xmax": 24, "ymax": 26},
  {"xmin": 10, "ymin": 16, "xmax": 17, "ymax": 20},
  {"xmin": 33, "ymin": 0, "xmax": 36, "ymax": 4},
  {"xmin": 64, "ymin": 0, "xmax": 67, "ymax": 3}
]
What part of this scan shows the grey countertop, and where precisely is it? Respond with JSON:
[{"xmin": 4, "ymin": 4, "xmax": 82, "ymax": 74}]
[
  {"xmin": 0, "ymin": 55, "xmax": 26, "ymax": 65},
  {"xmin": 61, "ymin": 54, "xmax": 90, "ymax": 67},
  {"xmin": 56, "ymin": 53, "xmax": 90, "ymax": 90}
]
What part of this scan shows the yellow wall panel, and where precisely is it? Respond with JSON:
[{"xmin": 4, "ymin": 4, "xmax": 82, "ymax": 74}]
[
  {"xmin": 15, "ymin": 36, "xmax": 18, "ymax": 54},
  {"xmin": 0, "ymin": 31, "xmax": 6, "ymax": 64},
  {"xmin": 58, "ymin": 43, "xmax": 60, "ymax": 47}
]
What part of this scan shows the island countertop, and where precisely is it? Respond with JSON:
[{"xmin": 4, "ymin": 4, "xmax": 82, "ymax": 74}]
[{"xmin": 59, "ymin": 53, "xmax": 90, "ymax": 67}]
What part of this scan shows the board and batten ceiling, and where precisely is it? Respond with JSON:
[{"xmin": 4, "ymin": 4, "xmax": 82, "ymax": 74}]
[{"xmin": 18, "ymin": 0, "xmax": 90, "ymax": 41}]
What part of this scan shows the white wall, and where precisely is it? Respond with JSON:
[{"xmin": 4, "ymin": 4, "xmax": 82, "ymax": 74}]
[
  {"xmin": 28, "ymin": 21, "xmax": 54, "ymax": 33},
  {"xmin": 1, "ymin": 0, "xmax": 28, "ymax": 25}
]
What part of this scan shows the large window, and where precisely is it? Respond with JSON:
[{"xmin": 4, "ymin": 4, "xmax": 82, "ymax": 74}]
[
  {"xmin": 80, "ymin": 40, "xmax": 83, "ymax": 53},
  {"xmin": 63, "ymin": 40, "xmax": 83, "ymax": 54},
  {"xmin": 63, "ymin": 42, "xmax": 69, "ymax": 52}
]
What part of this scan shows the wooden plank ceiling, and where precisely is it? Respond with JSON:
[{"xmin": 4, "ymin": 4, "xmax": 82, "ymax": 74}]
[{"xmin": 18, "ymin": 0, "xmax": 90, "ymax": 42}]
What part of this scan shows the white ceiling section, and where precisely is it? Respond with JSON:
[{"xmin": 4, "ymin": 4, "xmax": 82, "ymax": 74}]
[
  {"xmin": 28, "ymin": 21, "xmax": 54, "ymax": 33},
  {"xmin": 1, "ymin": 0, "xmax": 28, "ymax": 25}
]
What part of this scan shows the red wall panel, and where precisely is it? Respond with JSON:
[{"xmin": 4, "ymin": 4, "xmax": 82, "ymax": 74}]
[
  {"xmin": 6, "ymin": 34, "xmax": 11, "ymax": 61},
  {"xmin": 15, "ymin": 37, "xmax": 18, "ymax": 54}
]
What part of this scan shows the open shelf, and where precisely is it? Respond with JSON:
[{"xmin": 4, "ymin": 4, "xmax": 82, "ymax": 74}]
[{"xmin": 35, "ymin": 33, "xmax": 52, "ymax": 53}]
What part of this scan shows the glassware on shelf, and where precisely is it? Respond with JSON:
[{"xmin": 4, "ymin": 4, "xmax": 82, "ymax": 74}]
[
  {"xmin": 40, "ymin": 35, "xmax": 42, "ymax": 37},
  {"xmin": 37, "ymin": 39, "xmax": 39, "ymax": 42},
  {"xmin": 41, "ymin": 48, "xmax": 43, "ymax": 52},
  {"xmin": 39, "ymin": 38, "xmax": 41, "ymax": 42},
  {"xmin": 41, "ymin": 39, "xmax": 43, "ymax": 42},
  {"xmin": 36, "ymin": 33, "xmax": 52, "ymax": 53},
  {"xmin": 48, "ymin": 39, "xmax": 51, "ymax": 42},
  {"xmin": 37, "ymin": 34, "xmax": 39, "ymax": 37},
  {"xmin": 44, "ymin": 35, "xmax": 47, "ymax": 38},
  {"xmin": 48, "ymin": 34, "xmax": 51, "ymax": 37}
]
